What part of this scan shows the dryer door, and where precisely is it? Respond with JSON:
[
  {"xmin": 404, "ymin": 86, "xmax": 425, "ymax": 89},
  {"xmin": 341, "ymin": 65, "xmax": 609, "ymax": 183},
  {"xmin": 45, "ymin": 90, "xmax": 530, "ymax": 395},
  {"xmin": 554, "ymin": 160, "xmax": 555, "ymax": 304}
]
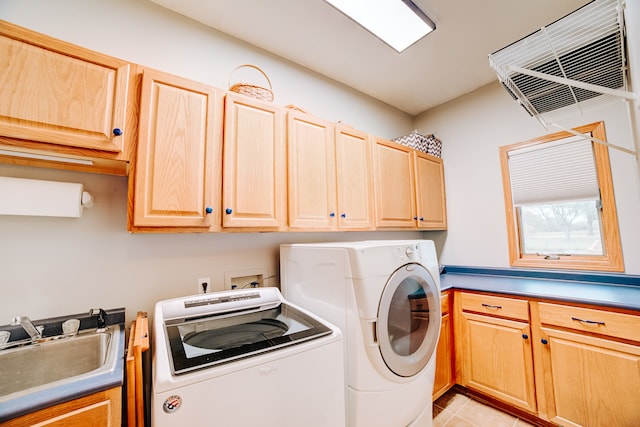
[{"xmin": 377, "ymin": 263, "xmax": 441, "ymax": 377}]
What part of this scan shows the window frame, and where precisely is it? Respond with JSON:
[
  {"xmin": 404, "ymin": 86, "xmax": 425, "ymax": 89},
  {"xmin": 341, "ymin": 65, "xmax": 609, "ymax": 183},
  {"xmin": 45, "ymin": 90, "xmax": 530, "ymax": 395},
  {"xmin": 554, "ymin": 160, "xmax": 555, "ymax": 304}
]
[{"xmin": 499, "ymin": 121, "xmax": 624, "ymax": 272}]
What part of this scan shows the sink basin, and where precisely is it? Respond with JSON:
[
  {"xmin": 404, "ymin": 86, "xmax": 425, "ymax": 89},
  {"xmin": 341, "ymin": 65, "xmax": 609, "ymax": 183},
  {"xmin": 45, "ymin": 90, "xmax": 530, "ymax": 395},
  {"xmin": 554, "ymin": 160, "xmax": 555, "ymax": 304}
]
[
  {"xmin": 0, "ymin": 317, "xmax": 124, "ymax": 423},
  {"xmin": 0, "ymin": 331, "xmax": 112, "ymax": 398}
]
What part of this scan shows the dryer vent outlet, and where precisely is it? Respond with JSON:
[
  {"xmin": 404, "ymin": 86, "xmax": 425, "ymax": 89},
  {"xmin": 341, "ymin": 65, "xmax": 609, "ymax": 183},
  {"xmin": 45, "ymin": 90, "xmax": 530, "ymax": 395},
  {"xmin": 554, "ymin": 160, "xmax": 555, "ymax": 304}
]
[{"xmin": 224, "ymin": 268, "xmax": 269, "ymax": 290}]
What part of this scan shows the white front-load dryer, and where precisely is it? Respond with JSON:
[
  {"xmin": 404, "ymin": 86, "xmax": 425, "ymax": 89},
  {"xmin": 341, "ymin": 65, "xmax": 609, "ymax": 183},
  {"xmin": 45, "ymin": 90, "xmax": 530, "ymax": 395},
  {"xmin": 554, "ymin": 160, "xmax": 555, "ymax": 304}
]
[{"xmin": 280, "ymin": 240, "xmax": 441, "ymax": 427}]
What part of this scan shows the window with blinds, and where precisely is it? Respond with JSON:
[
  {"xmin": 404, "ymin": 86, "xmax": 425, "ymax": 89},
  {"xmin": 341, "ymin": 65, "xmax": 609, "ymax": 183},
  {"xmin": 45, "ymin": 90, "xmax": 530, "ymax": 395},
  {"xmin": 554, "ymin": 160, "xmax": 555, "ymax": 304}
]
[{"xmin": 499, "ymin": 121, "xmax": 623, "ymax": 272}]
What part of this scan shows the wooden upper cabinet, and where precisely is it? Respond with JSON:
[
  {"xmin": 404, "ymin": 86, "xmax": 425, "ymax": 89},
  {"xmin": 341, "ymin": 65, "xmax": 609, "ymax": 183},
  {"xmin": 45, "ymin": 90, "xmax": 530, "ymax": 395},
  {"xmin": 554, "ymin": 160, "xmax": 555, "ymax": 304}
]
[
  {"xmin": 414, "ymin": 151, "xmax": 447, "ymax": 230},
  {"xmin": 335, "ymin": 125, "xmax": 375, "ymax": 230},
  {"xmin": 0, "ymin": 21, "xmax": 135, "ymax": 160},
  {"xmin": 373, "ymin": 137, "xmax": 416, "ymax": 228},
  {"xmin": 130, "ymin": 68, "xmax": 223, "ymax": 230},
  {"xmin": 287, "ymin": 109, "xmax": 337, "ymax": 230},
  {"xmin": 222, "ymin": 93, "xmax": 286, "ymax": 229}
]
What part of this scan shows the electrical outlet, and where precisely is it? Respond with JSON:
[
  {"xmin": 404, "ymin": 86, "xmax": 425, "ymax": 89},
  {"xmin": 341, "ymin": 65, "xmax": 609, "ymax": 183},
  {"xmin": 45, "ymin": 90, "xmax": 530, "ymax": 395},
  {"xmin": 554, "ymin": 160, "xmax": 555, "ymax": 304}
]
[
  {"xmin": 198, "ymin": 277, "xmax": 210, "ymax": 294},
  {"xmin": 224, "ymin": 268, "xmax": 268, "ymax": 290}
]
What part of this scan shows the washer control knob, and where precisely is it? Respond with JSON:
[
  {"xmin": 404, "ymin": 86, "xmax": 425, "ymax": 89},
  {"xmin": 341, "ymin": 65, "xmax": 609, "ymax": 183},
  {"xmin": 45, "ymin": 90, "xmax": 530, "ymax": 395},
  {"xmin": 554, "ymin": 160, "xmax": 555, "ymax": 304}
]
[{"xmin": 405, "ymin": 246, "xmax": 414, "ymax": 259}]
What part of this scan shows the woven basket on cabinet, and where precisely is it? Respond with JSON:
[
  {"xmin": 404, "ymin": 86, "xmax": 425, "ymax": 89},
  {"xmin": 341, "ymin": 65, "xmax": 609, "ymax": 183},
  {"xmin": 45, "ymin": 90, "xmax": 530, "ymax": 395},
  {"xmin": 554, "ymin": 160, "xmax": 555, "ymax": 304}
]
[{"xmin": 228, "ymin": 64, "xmax": 274, "ymax": 102}]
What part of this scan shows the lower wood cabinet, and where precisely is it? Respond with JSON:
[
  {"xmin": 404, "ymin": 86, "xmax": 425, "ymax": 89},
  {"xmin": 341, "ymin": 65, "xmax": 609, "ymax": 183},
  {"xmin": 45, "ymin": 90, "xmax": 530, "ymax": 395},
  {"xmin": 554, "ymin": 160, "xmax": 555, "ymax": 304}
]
[
  {"xmin": 454, "ymin": 291, "xmax": 537, "ymax": 413},
  {"xmin": 3, "ymin": 387, "xmax": 121, "ymax": 427},
  {"xmin": 450, "ymin": 290, "xmax": 640, "ymax": 426},
  {"xmin": 433, "ymin": 291, "xmax": 454, "ymax": 400},
  {"xmin": 531, "ymin": 301, "xmax": 640, "ymax": 426}
]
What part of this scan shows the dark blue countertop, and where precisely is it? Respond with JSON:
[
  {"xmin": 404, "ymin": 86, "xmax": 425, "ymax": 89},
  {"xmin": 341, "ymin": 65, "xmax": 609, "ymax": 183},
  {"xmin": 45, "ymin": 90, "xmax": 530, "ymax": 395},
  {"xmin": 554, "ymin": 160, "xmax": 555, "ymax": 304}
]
[{"xmin": 440, "ymin": 266, "xmax": 640, "ymax": 312}]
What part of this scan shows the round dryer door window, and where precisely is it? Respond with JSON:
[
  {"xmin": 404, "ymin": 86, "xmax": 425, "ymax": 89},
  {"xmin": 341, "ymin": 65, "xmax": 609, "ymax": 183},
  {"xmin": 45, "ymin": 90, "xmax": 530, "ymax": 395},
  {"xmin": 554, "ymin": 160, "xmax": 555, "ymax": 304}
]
[{"xmin": 377, "ymin": 263, "xmax": 441, "ymax": 377}]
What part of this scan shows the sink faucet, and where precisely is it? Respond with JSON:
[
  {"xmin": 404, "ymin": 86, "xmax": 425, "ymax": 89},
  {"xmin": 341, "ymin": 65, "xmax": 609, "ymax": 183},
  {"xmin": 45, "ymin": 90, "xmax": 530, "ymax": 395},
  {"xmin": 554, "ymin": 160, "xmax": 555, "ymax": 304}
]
[
  {"xmin": 89, "ymin": 308, "xmax": 108, "ymax": 331},
  {"xmin": 11, "ymin": 316, "xmax": 42, "ymax": 340}
]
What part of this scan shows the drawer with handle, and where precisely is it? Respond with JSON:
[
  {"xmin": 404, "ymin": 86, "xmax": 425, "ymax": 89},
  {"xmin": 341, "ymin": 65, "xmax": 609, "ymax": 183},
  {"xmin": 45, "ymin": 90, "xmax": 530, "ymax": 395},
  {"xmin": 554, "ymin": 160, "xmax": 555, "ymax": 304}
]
[
  {"xmin": 459, "ymin": 292, "xmax": 529, "ymax": 321},
  {"xmin": 538, "ymin": 302, "xmax": 640, "ymax": 342}
]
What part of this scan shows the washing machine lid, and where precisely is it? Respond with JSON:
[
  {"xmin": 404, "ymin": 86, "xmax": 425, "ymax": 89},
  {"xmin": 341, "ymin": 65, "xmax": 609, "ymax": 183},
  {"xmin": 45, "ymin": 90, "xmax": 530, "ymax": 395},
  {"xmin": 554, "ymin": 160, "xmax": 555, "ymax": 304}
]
[
  {"xmin": 164, "ymin": 299, "xmax": 333, "ymax": 375},
  {"xmin": 377, "ymin": 263, "xmax": 441, "ymax": 377}
]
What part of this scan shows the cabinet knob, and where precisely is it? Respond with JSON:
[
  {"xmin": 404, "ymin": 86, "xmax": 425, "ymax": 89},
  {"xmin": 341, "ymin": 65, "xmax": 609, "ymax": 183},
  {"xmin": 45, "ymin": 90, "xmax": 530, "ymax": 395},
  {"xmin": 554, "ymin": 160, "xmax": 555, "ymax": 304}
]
[
  {"xmin": 522, "ymin": 334, "xmax": 529, "ymax": 340},
  {"xmin": 341, "ymin": 213, "xmax": 346, "ymax": 218},
  {"xmin": 413, "ymin": 216, "xmax": 418, "ymax": 220},
  {"xmin": 113, "ymin": 128, "xmax": 123, "ymax": 136},
  {"xmin": 419, "ymin": 217, "xmax": 424, "ymax": 221},
  {"xmin": 225, "ymin": 208, "xmax": 233, "ymax": 215},
  {"xmin": 330, "ymin": 212, "xmax": 335, "ymax": 217},
  {"xmin": 541, "ymin": 338, "xmax": 548, "ymax": 345},
  {"xmin": 205, "ymin": 206, "xmax": 213, "ymax": 214}
]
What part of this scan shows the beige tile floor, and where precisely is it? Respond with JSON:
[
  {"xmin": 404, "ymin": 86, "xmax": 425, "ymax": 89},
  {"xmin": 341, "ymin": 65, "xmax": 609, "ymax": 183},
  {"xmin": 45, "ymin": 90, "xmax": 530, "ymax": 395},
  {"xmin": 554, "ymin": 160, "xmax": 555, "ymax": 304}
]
[{"xmin": 433, "ymin": 390, "xmax": 537, "ymax": 427}]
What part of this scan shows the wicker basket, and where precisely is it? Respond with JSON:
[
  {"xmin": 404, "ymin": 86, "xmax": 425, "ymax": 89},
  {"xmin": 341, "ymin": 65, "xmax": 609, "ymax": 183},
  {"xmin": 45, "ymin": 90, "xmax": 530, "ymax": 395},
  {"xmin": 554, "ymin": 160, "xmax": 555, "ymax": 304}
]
[{"xmin": 228, "ymin": 64, "xmax": 274, "ymax": 102}]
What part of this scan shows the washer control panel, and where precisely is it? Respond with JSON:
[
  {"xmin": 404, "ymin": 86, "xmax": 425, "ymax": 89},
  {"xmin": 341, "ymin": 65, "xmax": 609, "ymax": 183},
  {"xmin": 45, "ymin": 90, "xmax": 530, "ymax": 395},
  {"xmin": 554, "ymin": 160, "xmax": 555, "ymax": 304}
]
[
  {"xmin": 405, "ymin": 246, "xmax": 415, "ymax": 259},
  {"xmin": 395, "ymin": 243, "xmax": 421, "ymax": 263}
]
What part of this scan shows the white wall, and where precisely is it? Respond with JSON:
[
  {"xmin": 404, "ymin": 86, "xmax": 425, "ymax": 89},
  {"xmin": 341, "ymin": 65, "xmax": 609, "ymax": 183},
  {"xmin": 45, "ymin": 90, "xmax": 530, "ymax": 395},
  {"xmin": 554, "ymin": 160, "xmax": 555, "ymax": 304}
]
[
  {"xmin": 3, "ymin": 0, "xmax": 638, "ymax": 327},
  {"xmin": 0, "ymin": 0, "xmax": 421, "ymax": 324},
  {"xmin": 415, "ymin": 82, "xmax": 640, "ymax": 274},
  {"xmin": 0, "ymin": 163, "xmax": 421, "ymax": 324}
]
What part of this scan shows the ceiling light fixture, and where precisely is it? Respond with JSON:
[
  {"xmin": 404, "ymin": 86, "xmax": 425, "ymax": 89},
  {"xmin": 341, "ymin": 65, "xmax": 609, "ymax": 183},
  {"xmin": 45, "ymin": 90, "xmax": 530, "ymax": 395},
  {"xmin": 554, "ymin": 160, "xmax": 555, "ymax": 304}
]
[{"xmin": 324, "ymin": 0, "xmax": 436, "ymax": 53}]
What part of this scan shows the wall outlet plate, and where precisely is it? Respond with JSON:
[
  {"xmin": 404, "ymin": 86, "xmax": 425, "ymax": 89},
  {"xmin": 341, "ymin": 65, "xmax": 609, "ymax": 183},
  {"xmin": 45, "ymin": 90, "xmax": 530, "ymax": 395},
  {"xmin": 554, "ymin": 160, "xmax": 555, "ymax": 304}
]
[{"xmin": 198, "ymin": 277, "xmax": 210, "ymax": 294}]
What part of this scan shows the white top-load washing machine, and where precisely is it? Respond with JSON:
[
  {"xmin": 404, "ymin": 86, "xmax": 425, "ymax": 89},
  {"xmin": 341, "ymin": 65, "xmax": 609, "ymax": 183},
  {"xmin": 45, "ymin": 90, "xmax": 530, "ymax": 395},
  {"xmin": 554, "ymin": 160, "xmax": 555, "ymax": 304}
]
[
  {"xmin": 152, "ymin": 287, "xmax": 345, "ymax": 427},
  {"xmin": 280, "ymin": 240, "xmax": 441, "ymax": 427}
]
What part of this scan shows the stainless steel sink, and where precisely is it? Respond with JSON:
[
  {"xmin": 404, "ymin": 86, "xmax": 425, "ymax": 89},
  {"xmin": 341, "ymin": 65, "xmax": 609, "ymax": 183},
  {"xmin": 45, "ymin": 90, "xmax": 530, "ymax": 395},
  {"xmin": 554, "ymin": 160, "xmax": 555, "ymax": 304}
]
[{"xmin": 0, "ymin": 329, "xmax": 115, "ymax": 399}]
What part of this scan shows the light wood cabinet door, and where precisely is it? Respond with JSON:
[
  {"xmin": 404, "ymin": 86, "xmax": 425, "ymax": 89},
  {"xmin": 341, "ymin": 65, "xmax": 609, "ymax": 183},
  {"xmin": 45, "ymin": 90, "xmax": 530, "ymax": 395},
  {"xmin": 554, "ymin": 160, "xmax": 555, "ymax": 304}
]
[
  {"xmin": 131, "ymin": 69, "xmax": 223, "ymax": 230},
  {"xmin": 457, "ymin": 310, "xmax": 537, "ymax": 413},
  {"xmin": 414, "ymin": 151, "xmax": 447, "ymax": 230},
  {"xmin": 0, "ymin": 21, "xmax": 134, "ymax": 157},
  {"xmin": 537, "ymin": 327, "xmax": 640, "ymax": 427},
  {"xmin": 433, "ymin": 314, "xmax": 453, "ymax": 400},
  {"xmin": 532, "ymin": 302, "xmax": 640, "ymax": 426},
  {"xmin": 287, "ymin": 110, "xmax": 336, "ymax": 230},
  {"xmin": 434, "ymin": 292, "xmax": 454, "ymax": 400},
  {"xmin": 335, "ymin": 125, "xmax": 375, "ymax": 230},
  {"xmin": 373, "ymin": 138, "xmax": 416, "ymax": 228},
  {"xmin": 433, "ymin": 312, "xmax": 451, "ymax": 396},
  {"xmin": 3, "ymin": 387, "xmax": 121, "ymax": 427},
  {"xmin": 223, "ymin": 93, "xmax": 286, "ymax": 229}
]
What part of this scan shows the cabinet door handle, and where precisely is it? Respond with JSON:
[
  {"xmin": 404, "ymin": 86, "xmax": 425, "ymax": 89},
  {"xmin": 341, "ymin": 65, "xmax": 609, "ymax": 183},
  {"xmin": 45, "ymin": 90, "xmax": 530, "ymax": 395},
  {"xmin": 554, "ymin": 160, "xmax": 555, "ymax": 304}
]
[
  {"xmin": 541, "ymin": 338, "xmax": 548, "ymax": 345},
  {"xmin": 522, "ymin": 334, "xmax": 529, "ymax": 339},
  {"xmin": 225, "ymin": 208, "xmax": 233, "ymax": 215},
  {"xmin": 413, "ymin": 216, "xmax": 418, "ymax": 220},
  {"xmin": 113, "ymin": 128, "xmax": 123, "ymax": 136},
  {"xmin": 571, "ymin": 317, "xmax": 605, "ymax": 326},
  {"xmin": 419, "ymin": 217, "xmax": 424, "ymax": 221},
  {"xmin": 205, "ymin": 206, "xmax": 213, "ymax": 214},
  {"xmin": 481, "ymin": 303, "xmax": 502, "ymax": 310},
  {"xmin": 341, "ymin": 213, "xmax": 346, "ymax": 218},
  {"xmin": 330, "ymin": 212, "xmax": 335, "ymax": 217}
]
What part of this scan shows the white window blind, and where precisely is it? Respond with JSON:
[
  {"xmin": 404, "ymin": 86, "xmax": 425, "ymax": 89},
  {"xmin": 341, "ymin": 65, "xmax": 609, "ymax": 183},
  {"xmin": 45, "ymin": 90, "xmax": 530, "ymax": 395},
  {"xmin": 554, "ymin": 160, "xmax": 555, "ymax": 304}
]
[{"xmin": 508, "ymin": 135, "xmax": 600, "ymax": 205}]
